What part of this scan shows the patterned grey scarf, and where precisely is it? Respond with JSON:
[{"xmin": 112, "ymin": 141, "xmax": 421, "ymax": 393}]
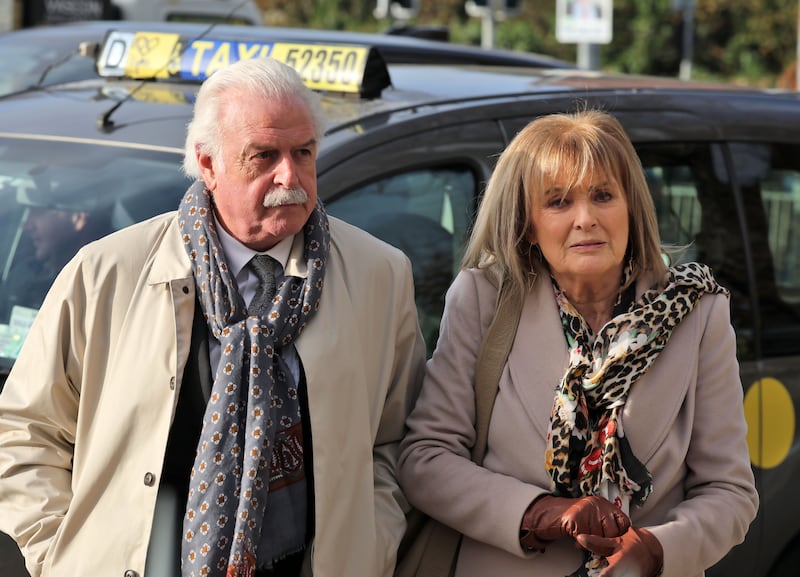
[{"xmin": 178, "ymin": 181, "xmax": 329, "ymax": 577}]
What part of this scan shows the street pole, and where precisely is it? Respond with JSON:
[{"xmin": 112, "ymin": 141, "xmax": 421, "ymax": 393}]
[
  {"xmin": 679, "ymin": 0, "xmax": 695, "ymax": 80},
  {"xmin": 481, "ymin": 0, "xmax": 499, "ymax": 49},
  {"xmin": 482, "ymin": 12, "xmax": 496, "ymax": 48},
  {"xmin": 468, "ymin": 0, "xmax": 521, "ymax": 49},
  {"xmin": 373, "ymin": 0, "xmax": 389, "ymax": 19},
  {"xmin": 0, "ymin": 0, "xmax": 12, "ymax": 32},
  {"xmin": 577, "ymin": 43, "xmax": 601, "ymax": 70}
]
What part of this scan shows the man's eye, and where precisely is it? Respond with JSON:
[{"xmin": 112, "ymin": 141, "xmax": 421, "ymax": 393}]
[{"xmin": 254, "ymin": 151, "xmax": 276, "ymax": 161}]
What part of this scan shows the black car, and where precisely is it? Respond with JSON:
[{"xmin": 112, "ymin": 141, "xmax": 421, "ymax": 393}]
[
  {"xmin": 0, "ymin": 19, "xmax": 574, "ymax": 96},
  {"xmin": 0, "ymin": 21, "xmax": 798, "ymax": 577}
]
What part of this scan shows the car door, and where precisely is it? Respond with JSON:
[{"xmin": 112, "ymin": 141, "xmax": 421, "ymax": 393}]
[
  {"xmin": 714, "ymin": 140, "xmax": 800, "ymax": 577},
  {"xmin": 630, "ymin": 139, "xmax": 800, "ymax": 577},
  {"xmin": 318, "ymin": 118, "xmax": 506, "ymax": 356}
]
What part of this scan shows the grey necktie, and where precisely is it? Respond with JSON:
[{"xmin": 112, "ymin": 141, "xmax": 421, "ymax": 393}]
[{"xmin": 248, "ymin": 254, "xmax": 276, "ymax": 315}]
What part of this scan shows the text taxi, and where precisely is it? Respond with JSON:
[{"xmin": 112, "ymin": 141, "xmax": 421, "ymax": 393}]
[
  {"xmin": 0, "ymin": 23, "xmax": 799, "ymax": 577},
  {"xmin": 97, "ymin": 30, "xmax": 378, "ymax": 93}
]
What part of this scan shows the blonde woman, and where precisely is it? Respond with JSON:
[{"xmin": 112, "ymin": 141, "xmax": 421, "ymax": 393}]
[{"xmin": 399, "ymin": 110, "xmax": 758, "ymax": 577}]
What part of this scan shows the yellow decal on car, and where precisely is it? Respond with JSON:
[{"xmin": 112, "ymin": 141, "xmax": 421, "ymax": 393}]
[{"xmin": 744, "ymin": 377, "xmax": 795, "ymax": 469}]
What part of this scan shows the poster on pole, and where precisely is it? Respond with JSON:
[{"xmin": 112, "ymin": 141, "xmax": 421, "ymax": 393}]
[{"xmin": 556, "ymin": 0, "xmax": 613, "ymax": 44}]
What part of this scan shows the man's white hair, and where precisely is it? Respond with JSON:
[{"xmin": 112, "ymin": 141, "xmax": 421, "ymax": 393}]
[{"xmin": 183, "ymin": 57, "xmax": 327, "ymax": 179}]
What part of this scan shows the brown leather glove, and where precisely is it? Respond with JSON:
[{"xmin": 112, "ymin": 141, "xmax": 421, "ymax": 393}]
[
  {"xmin": 519, "ymin": 495, "xmax": 631, "ymax": 552},
  {"xmin": 575, "ymin": 526, "xmax": 664, "ymax": 577}
]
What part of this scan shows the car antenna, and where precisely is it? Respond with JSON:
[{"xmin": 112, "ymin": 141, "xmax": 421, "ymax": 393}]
[{"xmin": 97, "ymin": 0, "xmax": 255, "ymax": 132}]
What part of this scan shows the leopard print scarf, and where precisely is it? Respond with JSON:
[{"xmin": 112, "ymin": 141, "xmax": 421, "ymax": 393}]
[{"xmin": 544, "ymin": 262, "xmax": 727, "ymax": 574}]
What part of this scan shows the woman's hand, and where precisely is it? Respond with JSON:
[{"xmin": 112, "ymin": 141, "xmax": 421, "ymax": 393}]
[
  {"xmin": 575, "ymin": 526, "xmax": 663, "ymax": 577},
  {"xmin": 519, "ymin": 495, "xmax": 630, "ymax": 552}
]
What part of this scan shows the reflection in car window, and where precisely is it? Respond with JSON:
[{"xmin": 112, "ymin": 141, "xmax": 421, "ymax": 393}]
[
  {"xmin": 639, "ymin": 142, "xmax": 800, "ymax": 361},
  {"xmin": 735, "ymin": 142, "xmax": 800, "ymax": 358},
  {"xmin": 326, "ymin": 166, "xmax": 476, "ymax": 356},
  {"xmin": 638, "ymin": 143, "xmax": 756, "ymax": 360},
  {"xmin": 0, "ymin": 137, "xmax": 189, "ymax": 370},
  {"xmin": 0, "ymin": 42, "xmax": 95, "ymax": 95}
]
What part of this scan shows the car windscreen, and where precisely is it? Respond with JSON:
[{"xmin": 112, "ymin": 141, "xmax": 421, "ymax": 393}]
[
  {"xmin": 0, "ymin": 136, "xmax": 190, "ymax": 376},
  {"xmin": 0, "ymin": 38, "xmax": 97, "ymax": 95}
]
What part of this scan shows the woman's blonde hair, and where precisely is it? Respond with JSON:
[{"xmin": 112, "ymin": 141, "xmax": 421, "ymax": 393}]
[{"xmin": 462, "ymin": 109, "xmax": 667, "ymax": 294}]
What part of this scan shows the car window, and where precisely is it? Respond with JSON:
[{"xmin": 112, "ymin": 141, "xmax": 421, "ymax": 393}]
[
  {"xmin": 326, "ymin": 166, "xmax": 477, "ymax": 355},
  {"xmin": 732, "ymin": 142, "xmax": 800, "ymax": 358},
  {"xmin": 0, "ymin": 40, "xmax": 95, "ymax": 95},
  {"xmin": 637, "ymin": 143, "xmax": 757, "ymax": 360},
  {"xmin": 0, "ymin": 137, "xmax": 189, "ymax": 371},
  {"xmin": 638, "ymin": 141, "xmax": 800, "ymax": 362}
]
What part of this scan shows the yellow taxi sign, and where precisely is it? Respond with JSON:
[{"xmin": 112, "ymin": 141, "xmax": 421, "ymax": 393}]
[
  {"xmin": 96, "ymin": 30, "xmax": 390, "ymax": 97},
  {"xmin": 270, "ymin": 43, "xmax": 370, "ymax": 93}
]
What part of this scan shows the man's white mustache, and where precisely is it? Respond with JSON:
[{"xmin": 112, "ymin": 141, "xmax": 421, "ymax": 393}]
[{"xmin": 263, "ymin": 187, "xmax": 308, "ymax": 208}]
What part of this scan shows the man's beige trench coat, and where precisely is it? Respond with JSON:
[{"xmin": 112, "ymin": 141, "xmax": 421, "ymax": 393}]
[
  {"xmin": 0, "ymin": 212, "xmax": 426, "ymax": 577},
  {"xmin": 399, "ymin": 267, "xmax": 759, "ymax": 577}
]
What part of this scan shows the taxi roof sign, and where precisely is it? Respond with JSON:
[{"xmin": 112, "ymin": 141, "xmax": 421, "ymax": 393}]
[{"xmin": 96, "ymin": 30, "xmax": 391, "ymax": 98}]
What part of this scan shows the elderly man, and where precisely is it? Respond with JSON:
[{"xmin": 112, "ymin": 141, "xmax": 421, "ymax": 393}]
[{"xmin": 0, "ymin": 57, "xmax": 426, "ymax": 577}]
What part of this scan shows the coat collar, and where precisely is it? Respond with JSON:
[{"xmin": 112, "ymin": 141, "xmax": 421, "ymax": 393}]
[
  {"xmin": 144, "ymin": 213, "xmax": 309, "ymax": 285},
  {"xmin": 505, "ymin": 266, "xmax": 674, "ymax": 445},
  {"xmin": 507, "ymin": 272, "xmax": 568, "ymax": 438},
  {"xmin": 146, "ymin": 213, "xmax": 193, "ymax": 285}
]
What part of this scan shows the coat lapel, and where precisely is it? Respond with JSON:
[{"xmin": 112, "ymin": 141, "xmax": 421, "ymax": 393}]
[
  {"xmin": 503, "ymin": 269, "xmax": 695, "ymax": 464},
  {"xmin": 507, "ymin": 277, "xmax": 569, "ymax": 438},
  {"xmin": 622, "ymin": 271, "xmax": 695, "ymax": 462}
]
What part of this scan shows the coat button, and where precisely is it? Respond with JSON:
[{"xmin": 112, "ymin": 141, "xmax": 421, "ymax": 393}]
[
  {"xmin": 182, "ymin": 286, "xmax": 190, "ymax": 294},
  {"xmin": 169, "ymin": 376, "xmax": 176, "ymax": 390},
  {"xmin": 123, "ymin": 571, "xmax": 139, "ymax": 577},
  {"xmin": 143, "ymin": 472, "xmax": 156, "ymax": 486}
]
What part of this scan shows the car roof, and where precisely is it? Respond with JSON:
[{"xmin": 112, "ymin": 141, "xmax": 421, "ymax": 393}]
[
  {"xmin": 2, "ymin": 63, "xmax": 795, "ymax": 132},
  {"xmin": 0, "ymin": 19, "xmax": 575, "ymax": 95},
  {"xmin": 1, "ymin": 21, "xmax": 798, "ymax": 155}
]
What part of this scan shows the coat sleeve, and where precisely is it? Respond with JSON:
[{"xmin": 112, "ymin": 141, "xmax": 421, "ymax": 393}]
[
  {"xmin": 372, "ymin": 254, "xmax": 427, "ymax": 577},
  {"xmin": 398, "ymin": 270, "xmax": 544, "ymax": 558},
  {"xmin": 647, "ymin": 293, "xmax": 759, "ymax": 577},
  {"xmin": 0, "ymin": 257, "xmax": 88, "ymax": 577}
]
